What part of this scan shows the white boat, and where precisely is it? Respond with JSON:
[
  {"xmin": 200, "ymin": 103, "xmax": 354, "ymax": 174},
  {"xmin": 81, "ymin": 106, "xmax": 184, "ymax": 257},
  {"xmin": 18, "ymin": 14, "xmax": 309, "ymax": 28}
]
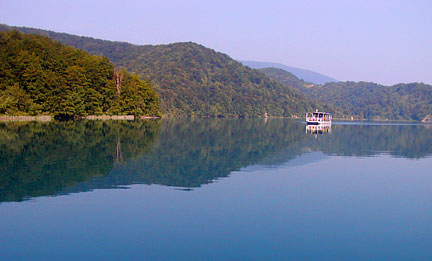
[{"xmin": 306, "ymin": 110, "xmax": 332, "ymax": 125}]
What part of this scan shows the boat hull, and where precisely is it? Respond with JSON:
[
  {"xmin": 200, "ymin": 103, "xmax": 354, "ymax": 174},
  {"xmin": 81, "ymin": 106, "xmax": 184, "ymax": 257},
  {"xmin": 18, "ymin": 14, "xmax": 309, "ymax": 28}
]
[{"xmin": 306, "ymin": 121, "xmax": 331, "ymax": 125}]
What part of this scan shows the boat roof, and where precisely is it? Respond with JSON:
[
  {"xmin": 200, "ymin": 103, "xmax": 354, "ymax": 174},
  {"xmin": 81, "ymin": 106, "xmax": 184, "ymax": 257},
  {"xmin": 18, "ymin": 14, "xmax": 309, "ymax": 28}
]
[{"xmin": 308, "ymin": 111, "xmax": 331, "ymax": 114}]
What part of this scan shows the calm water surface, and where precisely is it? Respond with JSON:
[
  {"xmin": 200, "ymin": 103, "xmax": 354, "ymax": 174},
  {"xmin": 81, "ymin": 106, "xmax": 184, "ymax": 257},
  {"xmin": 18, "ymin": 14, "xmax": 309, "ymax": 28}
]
[{"xmin": 1, "ymin": 119, "xmax": 432, "ymax": 259}]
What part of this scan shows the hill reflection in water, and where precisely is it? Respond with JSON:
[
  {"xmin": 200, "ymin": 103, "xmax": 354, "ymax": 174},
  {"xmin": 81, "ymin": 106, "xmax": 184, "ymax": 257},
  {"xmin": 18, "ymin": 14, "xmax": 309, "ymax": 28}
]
[{"xmin": 1, "ymin": 119, "xmax": 431, "ymax": 202}]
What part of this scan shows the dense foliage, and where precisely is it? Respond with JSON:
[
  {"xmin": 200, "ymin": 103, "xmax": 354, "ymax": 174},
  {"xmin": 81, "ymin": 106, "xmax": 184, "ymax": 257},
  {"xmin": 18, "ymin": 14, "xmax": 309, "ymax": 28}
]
[
  {"xmin": 0, "ymin": 24, "xmax": 320, "ymax": 117},
  {"xmin": 0, "ymin": 30, "xmax": 161, "ymax": 117},
  {"xmin": 260, "ymin": 67, "xmax": 432, "ymax": 121},
  {"xmin": 119, "ymin": 42, "xmax": 320, "ymax": 117},
  {"xmin": 302, "ymin": 82, "xmax": 432, "ymax": 121}
]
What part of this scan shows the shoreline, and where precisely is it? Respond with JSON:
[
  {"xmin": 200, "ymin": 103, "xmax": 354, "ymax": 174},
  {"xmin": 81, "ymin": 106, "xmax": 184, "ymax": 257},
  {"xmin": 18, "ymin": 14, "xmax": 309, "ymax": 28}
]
[
  {"xmin": 0, "ymin": 115, "xmax": 161, "ymax": 122},
  {"xmin": 0, "ymin": 115, "xmax": 429, "ymax": 123},
  {"xmin": 0, "ymin": 115, "xmax": 52, "ymax": 122}
]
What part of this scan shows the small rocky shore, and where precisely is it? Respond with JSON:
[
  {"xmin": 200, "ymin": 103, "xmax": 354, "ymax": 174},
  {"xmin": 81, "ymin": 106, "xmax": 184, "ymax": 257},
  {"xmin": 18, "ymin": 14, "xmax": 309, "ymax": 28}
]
[
  {"xmin": 0, "ymin": 115, "xmax": 52, "ymax": 121},
  {"xmin": 0, "ymin": 115, "xmax": 160, "ymax": 121}
]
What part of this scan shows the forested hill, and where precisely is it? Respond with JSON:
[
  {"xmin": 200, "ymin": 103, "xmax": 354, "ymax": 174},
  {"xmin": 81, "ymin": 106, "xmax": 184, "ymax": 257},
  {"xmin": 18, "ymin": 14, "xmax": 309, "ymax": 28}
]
[
  {"xmin": 304, "ymin": 81, "xmax": 432, "ymax": 121},
  {"xmin": 0, "ymin": 30, "xmax": 161, "ymax": 118},
  {"xmin": 260, "ymin": 67, "xmax": 432, "ymax": 121},
  {"xmin": 0, "ymin": 24, "xmax": 321, "ymax": 117},
  {"xmin": 113, "ymin": 42, "xmax": 318, "ymax": 117}
]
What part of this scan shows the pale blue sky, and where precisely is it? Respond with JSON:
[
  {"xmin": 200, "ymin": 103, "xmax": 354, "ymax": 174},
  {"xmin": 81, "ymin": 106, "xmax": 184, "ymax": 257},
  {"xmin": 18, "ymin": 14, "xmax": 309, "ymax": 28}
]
[{"xmin": 1, "ymin": 0, "xmax": 431, "ymax": 85}]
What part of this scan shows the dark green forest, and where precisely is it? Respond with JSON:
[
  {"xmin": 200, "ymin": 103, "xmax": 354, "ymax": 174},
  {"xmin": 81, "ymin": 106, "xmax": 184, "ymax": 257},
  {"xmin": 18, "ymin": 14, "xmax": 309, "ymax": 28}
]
[
  {"xmin": 304, "ymin": 81, "xmax": 432, "ymax": 121},
  {"xmin": 0, "ymin": 30, "xmax": 161, "ymax": 118},
  {"xmin": 0, "ymin": 24, "xmax": 321, "ymax": 117},
  {"xmin": 260, "ymin": 67, "xmax": 432, "ymax": 121},
  {"xmin": 119, "ymin": 42, "xmax": 319, "ymax": 117}
]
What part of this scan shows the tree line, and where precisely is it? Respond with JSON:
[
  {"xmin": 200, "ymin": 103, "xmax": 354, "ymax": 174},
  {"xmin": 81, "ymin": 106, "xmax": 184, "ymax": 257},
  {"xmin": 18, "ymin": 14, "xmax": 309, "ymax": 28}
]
[
  {"xmin": 0, "ymin": 30, "xmax": 161, "ymax": 118},
  {"xmin": 260, "ymin": 67, "xmax": 432, "ymax": 121}
]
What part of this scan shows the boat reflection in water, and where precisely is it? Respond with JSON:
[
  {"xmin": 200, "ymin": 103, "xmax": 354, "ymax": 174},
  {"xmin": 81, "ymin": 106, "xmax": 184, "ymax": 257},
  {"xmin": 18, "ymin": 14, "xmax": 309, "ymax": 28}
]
[{"xmin": 306, "ymin": 124, "xmax": 332, "ymax": 134}]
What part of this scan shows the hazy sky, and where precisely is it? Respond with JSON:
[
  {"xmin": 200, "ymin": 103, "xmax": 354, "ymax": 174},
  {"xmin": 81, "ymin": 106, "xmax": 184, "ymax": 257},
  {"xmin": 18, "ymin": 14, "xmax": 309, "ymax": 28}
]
[{"xmin": 1, "ymin": 0, "xmax": 431, "ymax": 85}]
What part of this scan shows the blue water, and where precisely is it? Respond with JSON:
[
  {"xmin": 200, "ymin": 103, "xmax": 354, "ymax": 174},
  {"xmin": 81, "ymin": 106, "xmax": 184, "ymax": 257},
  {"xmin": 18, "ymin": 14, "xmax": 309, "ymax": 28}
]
[{"xmin": 1, "ymin": 119, "xmax": 431, "ymax": 259}]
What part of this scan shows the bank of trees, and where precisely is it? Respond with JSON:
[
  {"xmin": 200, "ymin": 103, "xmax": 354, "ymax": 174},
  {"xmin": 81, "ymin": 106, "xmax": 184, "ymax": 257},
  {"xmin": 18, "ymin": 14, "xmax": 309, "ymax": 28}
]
[
  {"xmin": 260, "ymin": 67, "xmax": 432, "ymax": 121},
  {"xmin": 0, "ymin": 31, "xmax": 161, "ymax": 118}
]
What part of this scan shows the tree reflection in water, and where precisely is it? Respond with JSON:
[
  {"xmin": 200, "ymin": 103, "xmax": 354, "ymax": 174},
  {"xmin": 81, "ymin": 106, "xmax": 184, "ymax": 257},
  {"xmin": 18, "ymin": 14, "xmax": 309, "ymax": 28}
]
[{"xmin": 1, "ymin": 119, "xmax": 431, "ymax": 202}]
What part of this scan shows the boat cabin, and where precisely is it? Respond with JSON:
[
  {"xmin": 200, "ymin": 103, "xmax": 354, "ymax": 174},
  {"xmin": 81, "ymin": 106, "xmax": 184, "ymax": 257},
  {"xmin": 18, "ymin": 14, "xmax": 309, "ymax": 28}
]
[{"xmin": 306, "ymin": 111, "xmax": 332, "ymax": 125}]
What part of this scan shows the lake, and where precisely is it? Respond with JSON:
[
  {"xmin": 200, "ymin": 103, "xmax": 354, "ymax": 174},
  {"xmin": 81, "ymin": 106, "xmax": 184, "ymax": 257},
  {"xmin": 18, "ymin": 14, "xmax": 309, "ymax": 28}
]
[{"xmin": 1, "ymin": 119, "xmax": 432, "ymax": 259}]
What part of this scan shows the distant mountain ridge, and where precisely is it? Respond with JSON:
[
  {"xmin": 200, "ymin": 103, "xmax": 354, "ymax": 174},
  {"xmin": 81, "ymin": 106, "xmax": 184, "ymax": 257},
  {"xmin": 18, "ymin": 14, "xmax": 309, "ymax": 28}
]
[
  {"xmin": 241, "ymin": 60, "xmax": 337, "ymax": 84},
  {"xmin": 257, "ymin": 67, "xmax": 307, "ymax": 92},
  {"xmin": 0, "ymin": 24, "xmax": 321, "ymax": 117}
]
